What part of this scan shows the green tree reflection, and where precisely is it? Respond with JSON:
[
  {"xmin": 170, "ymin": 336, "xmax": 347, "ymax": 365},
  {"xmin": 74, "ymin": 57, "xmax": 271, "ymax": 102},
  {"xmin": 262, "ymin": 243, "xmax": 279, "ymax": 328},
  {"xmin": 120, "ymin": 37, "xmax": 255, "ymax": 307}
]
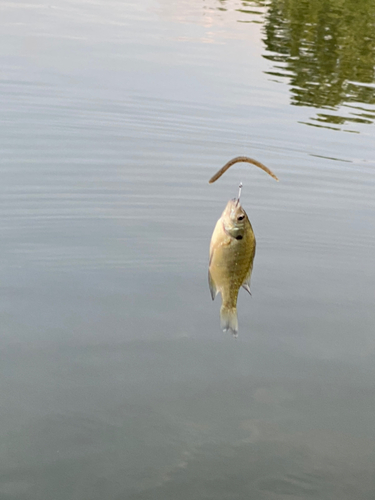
[{"xmin": 262, "ymin": 0, "xmax": 375, "ymax": 127}]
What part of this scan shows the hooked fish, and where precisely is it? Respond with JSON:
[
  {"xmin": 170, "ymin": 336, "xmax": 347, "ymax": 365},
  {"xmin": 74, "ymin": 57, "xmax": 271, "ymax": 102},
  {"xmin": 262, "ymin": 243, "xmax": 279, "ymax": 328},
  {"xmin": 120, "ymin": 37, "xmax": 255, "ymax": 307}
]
[
  {"xmin": 208, "ymin": 156, "xmax": 278, "ymax": 336},
  {"xmin": 208, "ymin": 183, "xmax": 255, "ymax": 336}
]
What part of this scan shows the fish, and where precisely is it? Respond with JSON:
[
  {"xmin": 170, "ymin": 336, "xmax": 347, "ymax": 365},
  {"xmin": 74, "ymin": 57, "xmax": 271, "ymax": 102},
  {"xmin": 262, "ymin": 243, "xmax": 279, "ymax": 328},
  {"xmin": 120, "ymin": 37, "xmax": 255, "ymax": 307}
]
[
  {"xmin": 208, "ymin": 183, "xmax": 255, "ymax": 337},
  {"xmin": 208, "ymin": 156, "xmax": 278, "ymax": 336}
]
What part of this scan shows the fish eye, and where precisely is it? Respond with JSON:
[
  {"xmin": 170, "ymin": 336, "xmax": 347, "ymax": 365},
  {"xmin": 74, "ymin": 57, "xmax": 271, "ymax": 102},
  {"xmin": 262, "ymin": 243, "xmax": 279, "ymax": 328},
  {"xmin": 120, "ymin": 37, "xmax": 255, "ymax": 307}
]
[
  {"xmin": 236, "ymin": 235, "xmax": 243, "ymax": 240},
  {"xmin": 237, "ymin": 215, "xmax": 245, "ymax": 221}
]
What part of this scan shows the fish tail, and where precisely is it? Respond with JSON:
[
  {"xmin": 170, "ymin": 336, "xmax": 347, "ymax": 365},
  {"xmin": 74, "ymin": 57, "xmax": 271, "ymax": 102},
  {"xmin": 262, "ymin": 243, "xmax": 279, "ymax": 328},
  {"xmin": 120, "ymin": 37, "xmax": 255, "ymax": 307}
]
[{"xmin": 220, "ymin": 306, "xmax": 238, "ymax": 337}]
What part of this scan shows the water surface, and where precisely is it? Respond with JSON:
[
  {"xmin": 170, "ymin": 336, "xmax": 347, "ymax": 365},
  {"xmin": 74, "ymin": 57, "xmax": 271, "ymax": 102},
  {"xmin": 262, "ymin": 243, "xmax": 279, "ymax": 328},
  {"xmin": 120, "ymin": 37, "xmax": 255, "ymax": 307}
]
[{"xmin": 1, "ymin": 0, "xmax": 375, "ymax": 498}]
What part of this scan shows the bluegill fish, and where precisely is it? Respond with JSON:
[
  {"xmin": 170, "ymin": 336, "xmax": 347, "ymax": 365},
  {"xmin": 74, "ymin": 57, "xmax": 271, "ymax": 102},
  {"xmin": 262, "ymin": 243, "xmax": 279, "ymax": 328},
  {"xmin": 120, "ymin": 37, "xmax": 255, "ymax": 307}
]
[
  {"xmin": 208, "ymin": 184, "xmax": 255, "ymax": 336},
  {"xmin": 208, "ymin": 157, "xmax": 278, "ymax": 336}
]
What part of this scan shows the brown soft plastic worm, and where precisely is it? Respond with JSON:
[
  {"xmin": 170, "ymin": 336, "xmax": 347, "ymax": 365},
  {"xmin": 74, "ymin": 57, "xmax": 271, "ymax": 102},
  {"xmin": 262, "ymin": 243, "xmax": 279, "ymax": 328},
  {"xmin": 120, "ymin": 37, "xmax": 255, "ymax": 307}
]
[{"xmin": 209, "ymin": 156, "xmax": 279, "ymax": 183}]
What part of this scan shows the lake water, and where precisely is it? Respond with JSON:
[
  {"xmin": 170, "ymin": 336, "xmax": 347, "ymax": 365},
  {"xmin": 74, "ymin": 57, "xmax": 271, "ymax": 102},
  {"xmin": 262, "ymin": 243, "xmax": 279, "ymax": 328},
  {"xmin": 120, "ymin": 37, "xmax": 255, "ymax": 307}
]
[{"xmin": 1, "ymin": 0, "xmax": 375, "ymax": 498}]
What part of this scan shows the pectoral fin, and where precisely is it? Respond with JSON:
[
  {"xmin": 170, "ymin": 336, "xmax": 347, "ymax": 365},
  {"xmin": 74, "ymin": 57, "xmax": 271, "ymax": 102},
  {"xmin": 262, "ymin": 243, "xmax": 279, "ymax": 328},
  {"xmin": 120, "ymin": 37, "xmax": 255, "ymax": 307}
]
[
  {"xmin": 208, "ymin": 269, "xmax": 217, "ymax": 300},
  {"xmin": 242, "ymin": 264, "xmax": 253, "ymax": 296}
]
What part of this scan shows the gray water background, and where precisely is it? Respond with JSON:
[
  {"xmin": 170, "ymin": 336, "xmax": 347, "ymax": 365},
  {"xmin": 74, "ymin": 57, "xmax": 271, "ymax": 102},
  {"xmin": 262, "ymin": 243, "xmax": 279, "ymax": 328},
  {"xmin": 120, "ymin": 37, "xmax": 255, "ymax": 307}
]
[{"xmin": 1, "ymin": 0, "xmax": 375, "ymax": 498}]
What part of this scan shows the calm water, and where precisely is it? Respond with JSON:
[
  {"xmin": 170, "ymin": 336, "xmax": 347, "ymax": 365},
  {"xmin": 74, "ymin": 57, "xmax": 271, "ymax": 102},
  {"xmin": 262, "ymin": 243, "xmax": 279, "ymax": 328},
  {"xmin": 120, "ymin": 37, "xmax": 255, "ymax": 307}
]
[{"xmin": 1, "ymin": 0, "xmax": 375, "ymax": 498}]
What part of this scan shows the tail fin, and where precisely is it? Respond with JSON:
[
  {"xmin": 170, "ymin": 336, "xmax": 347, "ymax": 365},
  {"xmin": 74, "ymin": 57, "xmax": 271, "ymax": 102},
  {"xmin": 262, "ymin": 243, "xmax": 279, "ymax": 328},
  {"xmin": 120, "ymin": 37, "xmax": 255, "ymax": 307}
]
[{"xmin": 220, "ymin": 306, "xmax": 238, "ymax": 337}]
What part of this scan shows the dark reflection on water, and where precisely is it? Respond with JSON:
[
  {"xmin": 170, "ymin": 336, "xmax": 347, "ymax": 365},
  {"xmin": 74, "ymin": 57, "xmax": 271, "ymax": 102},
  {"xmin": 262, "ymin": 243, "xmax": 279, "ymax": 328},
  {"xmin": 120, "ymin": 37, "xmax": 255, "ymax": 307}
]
[
  {"xmin": 264, "ymin": 0, "xmax": 375, "ymax": 127},
  {"xmin": 224, "ymin": 0, "xmax": 375, "ymax": 129},
  {"xmin": 235, "ymin": 0, "xmax": 267, "ymax": 23}
]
